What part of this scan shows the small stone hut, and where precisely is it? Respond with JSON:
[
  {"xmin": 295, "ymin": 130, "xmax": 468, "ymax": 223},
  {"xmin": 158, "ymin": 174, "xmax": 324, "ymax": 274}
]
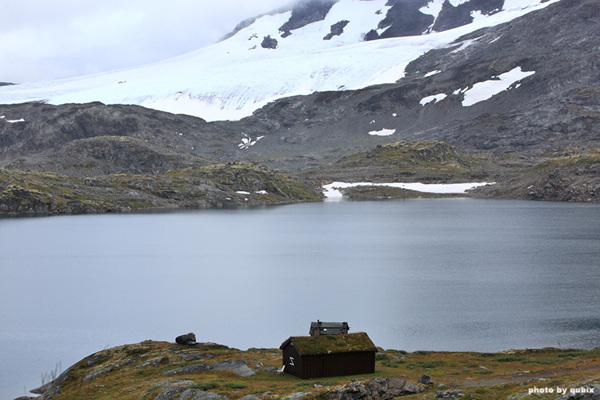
[{"xmin": 279, "ymin": 332, "xmax": 377, "ymax": 379}]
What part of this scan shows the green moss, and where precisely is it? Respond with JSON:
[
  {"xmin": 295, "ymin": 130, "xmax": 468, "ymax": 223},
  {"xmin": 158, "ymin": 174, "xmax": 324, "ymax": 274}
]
[
  {"xmin": 493, "ymin": 355, "xmax": 528, "ymax": 362},
  {"xmin": 334, "ymin": 140, "xmax": 483, "ymax": 175},
  {"xmin": 536, "ymin": 150, "xmax": 600, "ymax": 170},
  {"xmin": 224, "ymin": 382, "xmax": 247, "ymax": 389},
  {"xmin": 192, "ymin": 382, "xmax": 220, "ymax": 391},
  {"xmin": 284, "ymin": 333, "xmax": 377, "ymax": 356},
  {"xmin": 407, "ymin": 361, "xmax": 446, "ymax": 369}
]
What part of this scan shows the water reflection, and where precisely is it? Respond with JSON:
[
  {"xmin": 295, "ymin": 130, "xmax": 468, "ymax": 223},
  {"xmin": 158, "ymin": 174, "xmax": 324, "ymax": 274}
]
[{"xmin": 1, "ymin": 199, "xmax": 599, "ymax": 399}]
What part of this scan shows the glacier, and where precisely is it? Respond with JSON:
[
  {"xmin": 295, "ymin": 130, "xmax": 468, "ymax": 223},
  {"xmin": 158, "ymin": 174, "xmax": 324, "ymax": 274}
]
[{"xmin": 0, "ymin": 0, "xmax": 559, "ymax": 122}]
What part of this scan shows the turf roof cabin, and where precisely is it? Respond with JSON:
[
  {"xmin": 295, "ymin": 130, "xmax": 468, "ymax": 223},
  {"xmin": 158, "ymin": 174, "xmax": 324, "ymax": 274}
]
[{"xmin": 279, "ymin": 332, "xmax": 377, "ymax": 379}]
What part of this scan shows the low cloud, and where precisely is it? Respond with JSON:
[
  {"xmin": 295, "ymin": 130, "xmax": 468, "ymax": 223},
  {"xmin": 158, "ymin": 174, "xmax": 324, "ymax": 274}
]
[{"xmin": 0, "ymin": 0, "xmax": 290, "ymax": 83}]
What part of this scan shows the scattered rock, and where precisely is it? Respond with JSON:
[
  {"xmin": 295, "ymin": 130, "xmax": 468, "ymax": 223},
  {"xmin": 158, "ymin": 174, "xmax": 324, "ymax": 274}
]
[
  {"xmin": 176, "ymin": 333, "xmax": 197, "ymax": 346},
  {"xmin": 556, "ymin": 385, "xmax": 600, "ymax": 400},
  {"xmin": 163, "ymin": 364, "xmax": 210, "ymax": 376},
  {"xmin": 288, "ymin": 393, "xmax": 307, "ymax": 400},
  {"xmin": 84, "ymin": 360, "xmax": 135, "ymax": 381},
  {"xmin": 138, "ymin": 358, "xmax": 165, "ymax": 368},
  {"xmin": 84, "ymin": 366, "xmax": 115, "ymax": 382},
  {"xmin": 154, "ymin": 387, "xmax": 229, "ymax": 400},
  {"xmin": 418, "ymin": 374, "xmax": 434, "ymax": 385},
  {"xmin": 331, "ymin": 377, "xmax": 424, "ymax": 400},
  {"xmin": 163, "ymin": 360, "xmax": 257, "ymax": 377},
  {"xmin": 435, "ymin": 389, "xmax": 464, "ymax": 399}
]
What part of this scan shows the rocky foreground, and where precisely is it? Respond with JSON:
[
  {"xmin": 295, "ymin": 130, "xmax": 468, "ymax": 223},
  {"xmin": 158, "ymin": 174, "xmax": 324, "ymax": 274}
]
[{"xmin": 20, "ymin": 339, "xmax": 600, "ymax": 400}]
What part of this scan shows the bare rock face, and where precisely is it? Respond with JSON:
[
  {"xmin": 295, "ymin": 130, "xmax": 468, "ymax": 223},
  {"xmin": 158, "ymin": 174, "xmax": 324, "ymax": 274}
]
[
  {"xmin": 279, "ymin": 0, "xmax": 337, "ymax": 37},
  {"xmin": 374, "ymin": 0, "xmax": 505, "ymax": 39},
  {"xmin": 324, "ymin": 20, "xmax": 349, "ymax": 40},
  {"xmin": 261, "ymin": 35, "xmax": 278, "ymax": 49}
]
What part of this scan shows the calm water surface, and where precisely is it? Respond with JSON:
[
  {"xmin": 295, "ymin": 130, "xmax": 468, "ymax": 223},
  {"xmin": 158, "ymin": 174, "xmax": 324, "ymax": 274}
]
[{"xmin": 1, "ymin": 199, "xmax": 599, "ymax": 398}]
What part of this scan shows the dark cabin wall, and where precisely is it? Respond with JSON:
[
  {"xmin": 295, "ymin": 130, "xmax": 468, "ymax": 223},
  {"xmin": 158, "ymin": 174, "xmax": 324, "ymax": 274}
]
[
  {"xmin": 291, "ymin": 351, "xmax": 376, "ymax": 379},
  {"xmin": 282, "ymin": 344, "xmax": 302, "ymax": 377}
]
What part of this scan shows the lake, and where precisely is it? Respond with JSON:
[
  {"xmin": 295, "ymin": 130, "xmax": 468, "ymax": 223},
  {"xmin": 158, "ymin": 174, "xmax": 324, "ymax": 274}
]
[{"xmin": 1, "ymin": 198, "xmax": 599, "ymax": 399}]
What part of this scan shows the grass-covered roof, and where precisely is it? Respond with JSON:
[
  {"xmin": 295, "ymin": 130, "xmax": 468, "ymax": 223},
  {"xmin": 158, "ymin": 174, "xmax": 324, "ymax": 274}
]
[{"xmin": 280, "ymin": 332, "xmax": 377, "ymax": 356}]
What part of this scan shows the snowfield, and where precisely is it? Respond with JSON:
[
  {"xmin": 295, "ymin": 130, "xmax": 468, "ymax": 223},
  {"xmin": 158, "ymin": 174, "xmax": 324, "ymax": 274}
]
[
  {"xmin": 461, "ymin": 66, "xmax": 536, "ymax": 106},
  {"xmin": 0, "ymin": 0, "xmax": 559, "ymax": 121},
  {"xmin": 323, "ymin": 181, "xmax": 494, "ymax": 200}
]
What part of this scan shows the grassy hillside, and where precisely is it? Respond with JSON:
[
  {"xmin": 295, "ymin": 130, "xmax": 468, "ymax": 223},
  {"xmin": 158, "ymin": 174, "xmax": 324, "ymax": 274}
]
[{"xmin": 30, "ymin": 340, "xmax": 600, "ymax": 400}]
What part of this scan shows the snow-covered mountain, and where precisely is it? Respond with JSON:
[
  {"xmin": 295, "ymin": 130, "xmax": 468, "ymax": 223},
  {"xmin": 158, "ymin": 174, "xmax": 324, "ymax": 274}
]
[{"xmin": 0, "ymin": 0, "xmax": 558, "ymax": 121}]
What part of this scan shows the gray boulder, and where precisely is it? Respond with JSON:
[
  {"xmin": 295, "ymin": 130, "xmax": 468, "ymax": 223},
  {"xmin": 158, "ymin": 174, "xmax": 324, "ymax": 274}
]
[
  {"xmin": 176, "ymin": 333, "xmax": 197, "ymax": 346},
  {"xmin": 367, "ymin": 377, "xmax": 423, "ymax": 399},
  {"xmin": 435, "ymin": 389, "xmax": 464, "ymax": 399},
  {"xmin": 209, "ymin": 360, "xmax": 257, "ymax": 377},
  {"xmin": 154, "ymin": 388, "xmax": 229, "ymax": 400}
]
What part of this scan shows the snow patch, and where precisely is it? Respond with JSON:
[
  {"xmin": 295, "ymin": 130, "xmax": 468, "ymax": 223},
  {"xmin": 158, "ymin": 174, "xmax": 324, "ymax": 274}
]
[
  {"xmin": 238, "ymin": 133, "xmax": 265, "ymax": 149},
  {"xmin": 368, "ymin": 128, "xmax": 396, "ymax": 136},
  {"xmin": 424, "ymin": 70, "xmax": 441, "ymax": 77},
  {"xmin": 448, "ymin": 0, "xmax": 470, "ymax": 6},
  {"xmin": 450, "ymin": 38, "xmax": 478, "ymax": 53},
  {"xmin": 489, "ymin": 35, "xmax": 502, "ymax": 44},
  {"xmin": 420, "ymin": 93, "xmax": 447, "ymax": 106},
  {"xmin": 462, "ymin": 66, "xmax": 535, "ymax": 107},
  {"xmin": 6, "ymin": 118, "xmax": 25, "ymax": 123},
  {"xmin": 323, "ymin": 181, "xmax": 494, "ymax": 200}
]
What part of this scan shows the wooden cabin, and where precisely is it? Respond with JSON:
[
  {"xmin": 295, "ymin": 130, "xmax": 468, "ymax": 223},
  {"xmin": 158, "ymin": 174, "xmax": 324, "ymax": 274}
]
[
  {"xmin": 279, "ymin": 332, "xmax": 377, "ymax": 379},
  {"xmin": 309, "ymin": 321, "xmax": 350, "ymax": 337}
]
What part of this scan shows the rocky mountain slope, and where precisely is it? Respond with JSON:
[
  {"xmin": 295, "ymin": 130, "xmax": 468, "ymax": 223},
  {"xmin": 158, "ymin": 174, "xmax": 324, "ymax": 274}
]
[
  {"xmin": 0, "ymin": 0, "xmax": 560, "ymax": 121},
  {"xmin": 0, "ymin": 0, "xmax": 599, "ymax": 214}
]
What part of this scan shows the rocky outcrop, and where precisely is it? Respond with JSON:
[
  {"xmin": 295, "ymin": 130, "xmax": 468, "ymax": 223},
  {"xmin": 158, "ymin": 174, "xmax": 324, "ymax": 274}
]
[
  {"xmin": 330, "ymin": 377, "xmax": 424, "ymax": 400},
  {"xmin": 324, "ymin": 20, "xmax": 349, "ymax": 40},
  {"xmin": 431, "ymin": 0, "xmax": 504, "ymax": 32},
  {"xmin": 261, "ymin": 35, "xmax": 278, "ymax": 49},
  {"xmin": 375, "ymin": 0, "xmax": 434, "ymax": 38},
  {"xmin": 279, "ymin": 0, "xmax": 337, "ymax": 37},
  {"xmin": 371, "ymin": 0, "xmax": 504, "ymax": 39}
]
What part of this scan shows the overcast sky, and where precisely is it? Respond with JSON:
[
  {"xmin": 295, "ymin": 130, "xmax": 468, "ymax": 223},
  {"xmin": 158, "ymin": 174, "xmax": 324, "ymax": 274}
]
[{"xmin": 0, "ymin": 0, "xmax": 292, "ymax": 84}]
